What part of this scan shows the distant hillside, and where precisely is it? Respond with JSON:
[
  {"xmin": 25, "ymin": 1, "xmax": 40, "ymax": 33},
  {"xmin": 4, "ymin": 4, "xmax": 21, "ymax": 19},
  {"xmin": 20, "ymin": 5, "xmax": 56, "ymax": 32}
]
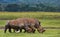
[
  {"xmin": 0, "ymin": 0, "xmax": 60, "ymax": 7},
  {"xmin": 0, "ymin": 0, "xmax": 60, "ymax": 12}
]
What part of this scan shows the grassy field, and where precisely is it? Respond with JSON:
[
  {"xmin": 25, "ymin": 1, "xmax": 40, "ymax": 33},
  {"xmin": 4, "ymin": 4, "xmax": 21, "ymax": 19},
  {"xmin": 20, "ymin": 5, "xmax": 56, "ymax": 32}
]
[
  {"xmin": 0, "ymin": 12, "xmax": 60, "ymax": 27},
  {"xmin": 0, "ymin": 12, "xmax": 60, "ymax": 20},
  {"xmin": 0, "ymin": 12, "xmax": 60, "ymax": 37},
  {"xmin": 0, "ymin": 29, "xmax": 60, "ymax": 37}
]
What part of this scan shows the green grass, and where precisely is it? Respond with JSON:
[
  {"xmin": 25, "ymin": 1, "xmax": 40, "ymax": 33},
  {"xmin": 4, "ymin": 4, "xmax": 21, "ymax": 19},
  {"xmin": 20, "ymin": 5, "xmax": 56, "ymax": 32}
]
[
  {"xmin": 0, "ymin": 12, "xmax": 60, "ymax": 27},
  {"xmin": 0, "ymin": 29, "xmax": 60, "ymax": 37},
  {"xmin": 40, "ymin": 19, "xmax": 60, "ymax": 27},
  {"xmin": 0, "ymin": 12, "xmax": 60, "ymax": 20},
  {"xmin": 0, "ymin": 12, "xmax": 60, "ymax": 37},
  {"xmin": 0, "ymin": 20, "xmax": 6, "ymax": 26}
]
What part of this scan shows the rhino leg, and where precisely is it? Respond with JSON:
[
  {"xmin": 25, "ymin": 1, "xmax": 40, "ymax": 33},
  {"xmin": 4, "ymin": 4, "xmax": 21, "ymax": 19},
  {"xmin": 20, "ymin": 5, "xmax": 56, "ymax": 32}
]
[
  {"xmin": 29, "ymin": 25, "xmax": 36, "ymax": 33},
  {"xmin": 4, "ymin": 25, "xmax": 8, "ymax": 33},
  {"xmin": 20, "ymin": 29, "xmax": 22, "ymax": 32},
  {"xmin": 8, "ymin": 27, "xmax": 12, "ymax": 33},
  {"xmin": 23, "ymin": 28, "xmax": 26, "ymax": 33}
]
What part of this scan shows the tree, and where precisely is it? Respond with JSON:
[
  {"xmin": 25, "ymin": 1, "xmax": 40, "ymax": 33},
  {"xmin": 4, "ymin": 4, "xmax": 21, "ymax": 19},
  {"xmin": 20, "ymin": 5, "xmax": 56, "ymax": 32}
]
[{"xmin": 5, "ymin": 4, "xmax": 20, "ymax": 12}]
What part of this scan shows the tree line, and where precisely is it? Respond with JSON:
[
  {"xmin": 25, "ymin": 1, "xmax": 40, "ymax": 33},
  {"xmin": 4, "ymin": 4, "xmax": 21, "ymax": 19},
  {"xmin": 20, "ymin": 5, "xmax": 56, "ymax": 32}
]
[{"xmin": 0, "ymin": 3, "xmax": 60, "ymax": 12}]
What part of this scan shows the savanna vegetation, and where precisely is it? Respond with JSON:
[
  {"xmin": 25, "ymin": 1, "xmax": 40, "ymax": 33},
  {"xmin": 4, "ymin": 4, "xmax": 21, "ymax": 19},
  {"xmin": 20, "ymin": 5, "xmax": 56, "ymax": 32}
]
[
  {"xmin": 0, "ymin": 29, "xmax": 60, "ymax": 37},
  {"xmin": 0, "ymin": 12, "xmax": 60, "ymax": 27},
  {"xmin": 0, "ymin": 12, "xmax": 60, "ymax": 37}
]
